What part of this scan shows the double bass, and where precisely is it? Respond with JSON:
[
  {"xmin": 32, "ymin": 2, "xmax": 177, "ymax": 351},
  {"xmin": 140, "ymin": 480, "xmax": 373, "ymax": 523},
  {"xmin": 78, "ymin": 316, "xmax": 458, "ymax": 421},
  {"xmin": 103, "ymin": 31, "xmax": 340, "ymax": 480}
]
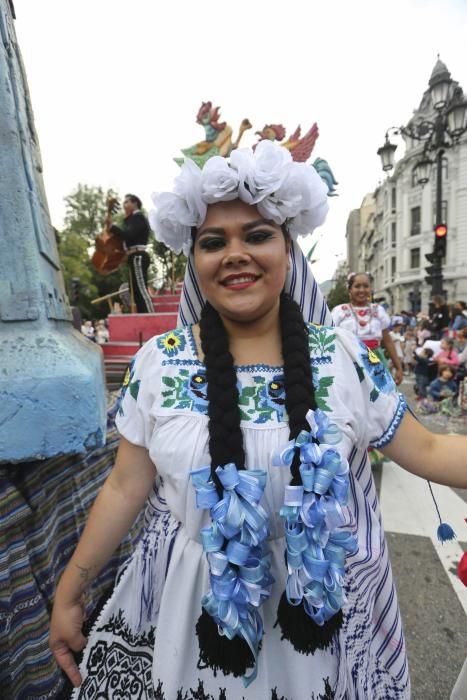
[{"xmin": 91, "ymin": 198, "xmax": 127, "ymax": 275}]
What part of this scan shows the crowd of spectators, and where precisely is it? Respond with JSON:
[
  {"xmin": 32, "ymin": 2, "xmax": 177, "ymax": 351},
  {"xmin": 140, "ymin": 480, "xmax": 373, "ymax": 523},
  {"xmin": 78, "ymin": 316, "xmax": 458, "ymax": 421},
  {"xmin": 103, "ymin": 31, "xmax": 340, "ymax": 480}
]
[
  {"xmin": 80, "ymin": 319, "xmax": 109, "ymax": 345},
  {"xmin": 383, "ymin": 296, "xmax": 467, "ymax": 416}
]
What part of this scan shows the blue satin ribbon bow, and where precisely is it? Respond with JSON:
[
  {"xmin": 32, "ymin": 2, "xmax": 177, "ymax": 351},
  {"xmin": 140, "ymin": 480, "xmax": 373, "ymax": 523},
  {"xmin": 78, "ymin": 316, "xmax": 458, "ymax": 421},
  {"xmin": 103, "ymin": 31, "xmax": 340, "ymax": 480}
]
[
  {"xmin": 191, "ymin": 462, "xmax": 273, "ymax": 687},
  {"xmin": 272, "ymin": 408, "xmax": 358, "ymax": 626}
]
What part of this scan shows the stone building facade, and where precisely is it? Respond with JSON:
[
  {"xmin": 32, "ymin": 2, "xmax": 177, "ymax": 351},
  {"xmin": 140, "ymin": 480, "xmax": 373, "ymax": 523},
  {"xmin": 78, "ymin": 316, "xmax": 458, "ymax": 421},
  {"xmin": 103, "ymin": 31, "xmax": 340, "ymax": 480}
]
[{"xmin": 349, "ymin": 60, "xmax": 467, "ymax": 313}]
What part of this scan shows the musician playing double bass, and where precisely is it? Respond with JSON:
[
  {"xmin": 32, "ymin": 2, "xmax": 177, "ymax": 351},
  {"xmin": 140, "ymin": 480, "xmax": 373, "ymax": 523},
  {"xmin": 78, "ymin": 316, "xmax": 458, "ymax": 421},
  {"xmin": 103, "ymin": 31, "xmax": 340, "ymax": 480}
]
[{"xmin": 109, "ymin": 194, "xmax": 153, "ymax": 313}]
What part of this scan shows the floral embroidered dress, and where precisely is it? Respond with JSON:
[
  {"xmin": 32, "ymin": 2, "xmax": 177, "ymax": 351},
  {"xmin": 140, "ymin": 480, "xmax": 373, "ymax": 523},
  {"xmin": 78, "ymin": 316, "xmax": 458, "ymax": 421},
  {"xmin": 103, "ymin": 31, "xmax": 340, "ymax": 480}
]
[
  {"xmin": 331, "ymin": 304, "xmax": 390, "ymax": 353},
  {"xmin": 72, "ymin": 324, "xmax": 409, "ymax": 700}
]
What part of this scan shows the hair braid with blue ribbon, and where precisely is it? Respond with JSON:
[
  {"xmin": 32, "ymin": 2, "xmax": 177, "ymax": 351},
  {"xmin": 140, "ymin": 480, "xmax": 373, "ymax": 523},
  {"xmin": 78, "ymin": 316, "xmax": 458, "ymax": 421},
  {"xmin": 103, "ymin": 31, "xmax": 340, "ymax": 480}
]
[
  {"xmin": 193, "ymin": 301, "xmax": 272, "ymax": 686},
  {"xmin": 275, "ymin": 294, "xmax": 357, "ymax": 653}
]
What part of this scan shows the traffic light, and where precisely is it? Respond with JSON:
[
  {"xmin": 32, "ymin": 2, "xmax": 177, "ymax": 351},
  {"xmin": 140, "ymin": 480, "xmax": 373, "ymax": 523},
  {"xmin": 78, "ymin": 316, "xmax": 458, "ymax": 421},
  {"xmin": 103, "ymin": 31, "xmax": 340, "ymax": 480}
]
[
  {"xmin": 424, "ymin": 252, "xmax": 441, "ymax": 287},
  {"xmin": 434, "ymin": 223, "xmax": 447, "ymax": 257},
  {"xmin": 70, "ymin": 277, "xmax": 81, "ymax": 304}
]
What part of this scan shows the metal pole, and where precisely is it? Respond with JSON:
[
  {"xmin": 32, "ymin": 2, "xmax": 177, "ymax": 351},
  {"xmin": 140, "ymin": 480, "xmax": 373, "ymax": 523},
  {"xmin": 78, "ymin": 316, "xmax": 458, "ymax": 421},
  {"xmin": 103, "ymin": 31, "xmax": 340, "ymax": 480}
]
[
  {"xmin": 432, "ymin": 148, "xmax": 444, "ymax": 297},
  {"xmin": 435, "ymin": 148, "xmax": 444, "ymax": 226}
]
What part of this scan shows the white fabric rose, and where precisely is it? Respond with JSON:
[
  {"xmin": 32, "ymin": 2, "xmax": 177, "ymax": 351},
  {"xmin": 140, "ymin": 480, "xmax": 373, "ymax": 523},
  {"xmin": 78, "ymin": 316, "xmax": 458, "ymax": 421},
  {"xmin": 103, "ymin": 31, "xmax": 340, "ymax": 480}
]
[
  {"xmin": 173, "ymin": 158, "xmax": 206, "ymax": 227},
  {"xmin": 257, "ymin": 162, "xmax": 307, "ymax": 224},
  {"xmin": 286, "ymin": 166, "xmax": 329, "ymax": 236},
  {"xmin": 201, "ymin": 156, "xmax": 239, "ymax": 203},
  {"xmin": 231, "ymin": 140, "xmax": 292, "ymax": 205},
  {"xmin": 150, "ymin": 192, "xmax": 192, "ymax": 255},
  {"xmin": 229, "ymin": 147, "xmax": 256, "ymax": 204}
]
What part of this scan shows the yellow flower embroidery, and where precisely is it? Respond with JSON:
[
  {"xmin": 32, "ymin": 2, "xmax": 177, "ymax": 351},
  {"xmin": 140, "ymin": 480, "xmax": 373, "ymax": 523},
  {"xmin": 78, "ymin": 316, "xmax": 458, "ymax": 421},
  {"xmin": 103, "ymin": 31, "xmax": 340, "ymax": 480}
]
[
  {"xmin": 122, "ymin": 367, "xmax": 131, "ymax": 386},
  {"xmin": 367, "ymin": 349, "xmax": 381, "ymax": 365},
  {"xmin": 157, "ymin": 330, "xmax": 186, "ymax": 357}
]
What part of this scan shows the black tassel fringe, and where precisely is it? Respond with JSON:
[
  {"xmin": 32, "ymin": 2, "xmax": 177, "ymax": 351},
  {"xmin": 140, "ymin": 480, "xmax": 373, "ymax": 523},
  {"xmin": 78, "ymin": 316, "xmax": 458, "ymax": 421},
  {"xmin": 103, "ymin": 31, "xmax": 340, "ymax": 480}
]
[
  {"xmin": 276, "ymin": 592, "xmax": 343, "ymax": 654},
  {"xmin": 195, "ymin": 609, "xmax": 255, "ymax": 678}
]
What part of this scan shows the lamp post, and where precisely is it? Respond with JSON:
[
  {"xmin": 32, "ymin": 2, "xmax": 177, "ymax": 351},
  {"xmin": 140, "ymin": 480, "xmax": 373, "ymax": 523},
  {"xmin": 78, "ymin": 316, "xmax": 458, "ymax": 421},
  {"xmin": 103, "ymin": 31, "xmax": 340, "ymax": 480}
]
[{"xmin": 377, "ymin": 59, "xmax": 467, "ymax": 299}]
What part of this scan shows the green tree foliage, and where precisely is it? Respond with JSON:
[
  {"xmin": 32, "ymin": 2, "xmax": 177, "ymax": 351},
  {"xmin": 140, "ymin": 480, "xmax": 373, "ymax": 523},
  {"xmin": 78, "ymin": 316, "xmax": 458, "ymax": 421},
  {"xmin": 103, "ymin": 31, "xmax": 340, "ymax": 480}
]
[
  {"xmin": 151, "ymin": 240, "xmax": 187, "ymax": 290},
  {"xmin": 59, "ymin": 184, "xmax": 127, "ymax": 320},
  {"xmin": 326, "ymin": 274, "xmax": 349, "ymax": 310},
  {"xmin": 63, "ymin": 184, "xmax": 116, "ymax": 245}
]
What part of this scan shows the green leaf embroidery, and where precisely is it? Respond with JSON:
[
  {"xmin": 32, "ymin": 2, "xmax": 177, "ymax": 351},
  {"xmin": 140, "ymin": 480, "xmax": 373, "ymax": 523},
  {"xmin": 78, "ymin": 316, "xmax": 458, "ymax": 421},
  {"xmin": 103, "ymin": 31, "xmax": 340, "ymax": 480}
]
[
  {"xmin": 129, "ymin": 380, "xmax": 140, "ymax": 400},
  {"xmin": 162, "ymin": 376, "xmax": 176, "ymax": 387},
  {"xmin": 241, "ymin": 387, "xmax": 257, "ymax": 398},
  {"xmin": 162, "ymin": 398, "xmax": 176, "ymax": 408},
  {"xmin": 369, "ymin": 387, "xmax": 379, "ymax": 403},
  {"xmin": 239, "ymin": 409, "xmax": 251, "ymax": 421},
  {"xmin": 315, "ymin": 396, "xmax": 331, "ymax": 412},
  {"xmin": 354, "ymin": 363, "xmax": 365, "ymax": 383}
]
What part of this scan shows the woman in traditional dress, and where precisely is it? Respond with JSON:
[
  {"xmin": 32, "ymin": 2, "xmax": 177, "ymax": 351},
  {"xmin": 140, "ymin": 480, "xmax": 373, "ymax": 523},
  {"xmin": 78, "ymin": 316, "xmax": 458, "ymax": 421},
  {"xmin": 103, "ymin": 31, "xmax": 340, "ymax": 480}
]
[
  {"xmin": 331, "ymin": 273, "xmax": 403, "ymax": 386},
  {"xmin": 50, "ymin": 142, "xmax": 467, "ymax": 700}
]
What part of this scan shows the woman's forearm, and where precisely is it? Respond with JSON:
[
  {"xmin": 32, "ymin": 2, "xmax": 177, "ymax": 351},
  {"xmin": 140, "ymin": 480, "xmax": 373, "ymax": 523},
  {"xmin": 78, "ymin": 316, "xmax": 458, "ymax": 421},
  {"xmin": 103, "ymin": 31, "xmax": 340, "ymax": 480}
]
[
  {"xmin": 55, "ymin": 477, "xmax": 147, "ymax": 602},
  {"xmin": 381, "ymin": 331, "xmax": 402, "ymax": 370},
  {"xmin": 55, "ymin": 443, "xmax": 154, "ymax": 602},
  {"xmin": 382, "ymin": 412, "xmax": 467, "ymax": 488}
]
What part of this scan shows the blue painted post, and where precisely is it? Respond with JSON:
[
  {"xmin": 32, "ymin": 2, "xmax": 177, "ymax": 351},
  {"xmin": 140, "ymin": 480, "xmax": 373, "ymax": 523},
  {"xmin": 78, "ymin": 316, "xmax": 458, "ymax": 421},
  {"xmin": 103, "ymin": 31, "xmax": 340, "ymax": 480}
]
[{"xmin": 0, "ymin": 1, "xmax": 106, "ymax": 462}]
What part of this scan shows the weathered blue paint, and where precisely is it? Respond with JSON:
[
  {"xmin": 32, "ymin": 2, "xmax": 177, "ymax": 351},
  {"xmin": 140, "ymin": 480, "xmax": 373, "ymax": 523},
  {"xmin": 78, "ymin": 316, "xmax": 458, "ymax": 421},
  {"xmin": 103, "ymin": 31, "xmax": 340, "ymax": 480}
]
[{"xmin": 0, "ymin": 1, "xmax": 106, "ymax": 463}]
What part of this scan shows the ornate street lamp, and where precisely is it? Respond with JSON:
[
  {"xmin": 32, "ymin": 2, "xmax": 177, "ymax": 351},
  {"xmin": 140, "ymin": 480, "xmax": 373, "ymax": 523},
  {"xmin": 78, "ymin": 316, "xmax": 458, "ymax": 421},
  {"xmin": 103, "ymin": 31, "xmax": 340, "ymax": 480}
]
[
  {"xmin": 377, "ymin": 137, "xmax": 398, "ymax": 172},
  {"xmin": 447, "ymin": 90, "xmax": 467, "ymax": 137},
  {"xmin": 413, "ymin": 157, "xmax": 433, "ymax": 186},
  {"xmin": 377, "ymin": 58, "xmax": 467, "ymax": 298}
]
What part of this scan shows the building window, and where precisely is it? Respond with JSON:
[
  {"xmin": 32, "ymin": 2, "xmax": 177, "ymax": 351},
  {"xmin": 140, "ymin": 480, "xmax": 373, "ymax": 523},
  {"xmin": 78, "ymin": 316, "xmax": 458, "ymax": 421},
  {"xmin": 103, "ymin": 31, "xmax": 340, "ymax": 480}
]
[
  {"xmin": 391, "ymin": 256, "xmax": 397, "ymax": 281},
  {"xmin": 410, "ymin": 248, "xmax": 420, "ymax": 269},
  {"xmin": 410, "ymin": 206, "xmax": 421, "ymax": 236},
  {"xmin": 433, "ymin": 200, "xmax": 448, "ymax": 225},
  {"xmin": 391, "ymin": 187, "xmax": 396, "ymax": 212},
  {"xmin": 411, "ymin": 168, "xmax": 419, "ymax": 187},
  {"xmin": 391, "ymin": 222, "xmax": 397, "ymax": 248}
]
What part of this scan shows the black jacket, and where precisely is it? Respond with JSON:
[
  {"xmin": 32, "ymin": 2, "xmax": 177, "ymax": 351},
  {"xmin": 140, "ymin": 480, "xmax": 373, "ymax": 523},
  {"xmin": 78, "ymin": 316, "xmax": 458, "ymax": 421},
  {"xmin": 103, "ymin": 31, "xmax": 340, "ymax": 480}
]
[{"xmin": 110, "ymin": 211, "xmax": 150, "ymax": 247}]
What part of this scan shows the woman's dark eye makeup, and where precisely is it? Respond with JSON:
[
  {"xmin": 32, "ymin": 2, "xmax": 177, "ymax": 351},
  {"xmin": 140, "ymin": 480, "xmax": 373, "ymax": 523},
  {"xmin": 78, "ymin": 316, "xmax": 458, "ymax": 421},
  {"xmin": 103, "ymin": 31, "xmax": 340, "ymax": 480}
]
[{"xmin": 198, "ymin": 230, "xmax": 273, "ymax": 251}]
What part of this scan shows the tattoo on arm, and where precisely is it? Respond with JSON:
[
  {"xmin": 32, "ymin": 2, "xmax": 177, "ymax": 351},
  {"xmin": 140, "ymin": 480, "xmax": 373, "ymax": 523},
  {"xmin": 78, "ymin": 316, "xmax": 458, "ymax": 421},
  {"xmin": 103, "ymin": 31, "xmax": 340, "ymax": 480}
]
[{"xmin": 75, "ymin": 564, "xmax": 92, "ymax": 591}]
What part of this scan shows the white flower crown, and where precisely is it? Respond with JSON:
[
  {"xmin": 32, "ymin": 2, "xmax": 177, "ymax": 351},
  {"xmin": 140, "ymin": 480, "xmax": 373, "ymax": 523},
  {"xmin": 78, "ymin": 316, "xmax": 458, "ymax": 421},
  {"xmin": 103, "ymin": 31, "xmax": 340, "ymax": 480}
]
[{"xmin": 149, "ymin": 140, "xmax": 329, "ymax": 255}]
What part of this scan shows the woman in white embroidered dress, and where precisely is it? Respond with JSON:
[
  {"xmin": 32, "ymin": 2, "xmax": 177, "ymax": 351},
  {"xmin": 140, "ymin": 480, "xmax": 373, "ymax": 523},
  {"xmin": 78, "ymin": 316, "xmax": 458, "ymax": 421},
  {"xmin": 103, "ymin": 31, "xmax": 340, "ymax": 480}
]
[
  {"xmin": 331, "ymin": 273, "xmax": 404, "ymax": 386},
  {"xmin": 49, "ymin": 143, "xmax": 467, "ymax": 700}
]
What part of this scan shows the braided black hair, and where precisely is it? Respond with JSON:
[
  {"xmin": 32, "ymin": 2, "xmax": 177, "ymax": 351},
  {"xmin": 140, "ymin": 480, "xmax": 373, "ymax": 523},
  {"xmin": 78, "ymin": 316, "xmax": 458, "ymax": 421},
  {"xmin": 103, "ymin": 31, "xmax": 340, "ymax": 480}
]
[{"xmin": 196, "ymin": 293, "xmax": 342, "ymax": 675}]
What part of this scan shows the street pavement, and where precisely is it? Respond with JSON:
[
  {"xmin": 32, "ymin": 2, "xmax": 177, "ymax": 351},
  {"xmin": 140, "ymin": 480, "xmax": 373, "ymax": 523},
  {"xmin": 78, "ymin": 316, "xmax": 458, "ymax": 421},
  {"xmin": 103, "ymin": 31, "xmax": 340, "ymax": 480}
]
[{"xmin": 376, "ymin": 374, "xmax": 467, "ymax": 699}]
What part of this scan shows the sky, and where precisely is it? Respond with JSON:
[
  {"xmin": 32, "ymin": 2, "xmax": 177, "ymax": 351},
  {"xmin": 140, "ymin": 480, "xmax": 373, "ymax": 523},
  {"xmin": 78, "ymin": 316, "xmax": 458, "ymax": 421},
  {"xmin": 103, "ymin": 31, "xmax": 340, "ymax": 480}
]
[{"xmin": 12, "ymin": 0, "xmax": 467, "ymax": 283}]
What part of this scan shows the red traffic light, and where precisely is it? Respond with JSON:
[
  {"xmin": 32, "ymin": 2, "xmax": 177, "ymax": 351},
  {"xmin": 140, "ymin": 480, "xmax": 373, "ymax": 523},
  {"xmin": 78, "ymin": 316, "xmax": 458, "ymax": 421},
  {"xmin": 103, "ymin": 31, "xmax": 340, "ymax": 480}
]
[{"xmin": 435, "ymin": 224, "xmax": 447, "ymax": 237}]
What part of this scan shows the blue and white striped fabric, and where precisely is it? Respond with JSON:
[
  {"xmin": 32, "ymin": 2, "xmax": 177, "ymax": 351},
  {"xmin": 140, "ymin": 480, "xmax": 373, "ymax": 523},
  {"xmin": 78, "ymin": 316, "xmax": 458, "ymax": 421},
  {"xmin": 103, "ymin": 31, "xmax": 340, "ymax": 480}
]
[{"xmin": 177, "ymin": 239, "xmax": 332, "ymax": 327}]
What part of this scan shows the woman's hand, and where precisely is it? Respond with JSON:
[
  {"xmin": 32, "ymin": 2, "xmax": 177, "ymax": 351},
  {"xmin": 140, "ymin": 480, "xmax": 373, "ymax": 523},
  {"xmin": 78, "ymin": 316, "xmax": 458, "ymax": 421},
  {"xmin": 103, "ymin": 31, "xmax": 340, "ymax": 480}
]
[
  {"xmin": 393, "ymin": 366, "xmax": 404, "ymax": 385},
  {"xmin": 49, "ymin": 595, "xmax": 87, "ymax": 687}
]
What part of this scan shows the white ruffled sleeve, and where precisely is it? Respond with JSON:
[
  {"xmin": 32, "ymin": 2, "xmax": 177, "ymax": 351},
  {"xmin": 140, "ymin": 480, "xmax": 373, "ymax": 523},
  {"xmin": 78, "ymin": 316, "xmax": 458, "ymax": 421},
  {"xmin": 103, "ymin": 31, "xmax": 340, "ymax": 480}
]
[
  {"xmin": 331, "ymin": 305, "xmax": 345, "ymax": 327},
  {"xmin": 328, "ymin": 328, "xmax": 407, "ymax": 449},
  {"xmin": 114, "ymin": 340, "xmax": 158, "ymax": 449},
  {"xmin": 377, "ymin": 304, "xmax": 391, "ymax": 331}
]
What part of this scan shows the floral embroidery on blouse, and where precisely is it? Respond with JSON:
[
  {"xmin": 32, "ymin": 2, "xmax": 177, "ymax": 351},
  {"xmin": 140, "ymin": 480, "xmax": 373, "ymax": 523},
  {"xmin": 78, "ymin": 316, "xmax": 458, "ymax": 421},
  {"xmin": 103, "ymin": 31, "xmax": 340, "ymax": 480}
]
[
  {"xmin": 160, "ymin": 369, "xmax": 287, "ymax": 422},
  {"xmin": 156, "ymin": 329, "xmax": 186, "ymax": 357},
  {"xmin": 307, "ymin": 324, "xmax": 336, "ymax": 412},
  {"xmin": 354, "ymin": 342, "xmax": 395, "ymax": 401},
  {"xmin": 238, "ymin": 374, "xmax": 286, "ymax": 423},
  {"xmin": 116, "ymin": 358, "xmax": 140, "ymax": 416},
  {"xmin": 307, "ymin": 324, "xmax": 336, "ymax": 359}
]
